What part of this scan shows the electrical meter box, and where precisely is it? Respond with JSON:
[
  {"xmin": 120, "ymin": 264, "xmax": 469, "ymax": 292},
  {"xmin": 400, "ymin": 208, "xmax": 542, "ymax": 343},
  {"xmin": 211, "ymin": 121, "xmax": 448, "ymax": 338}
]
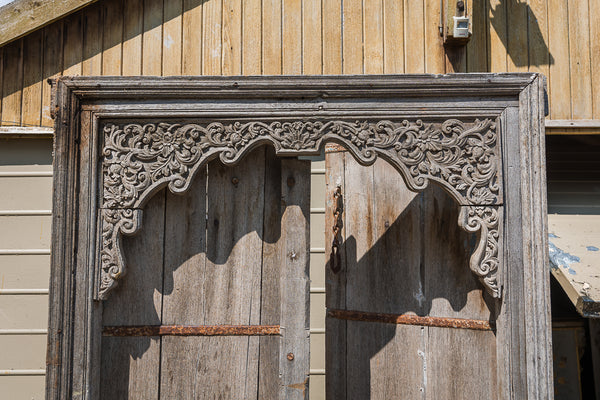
[{"xmin": 442, "ymin": 0, "xmax": 472, "ymax": 45}]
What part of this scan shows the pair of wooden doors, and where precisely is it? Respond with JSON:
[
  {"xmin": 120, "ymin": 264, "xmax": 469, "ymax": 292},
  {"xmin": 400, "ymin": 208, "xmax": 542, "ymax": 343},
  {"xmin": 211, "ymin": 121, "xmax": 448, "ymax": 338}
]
[{"xmin": 47, "ymin": 74, "xmax": 552, "ymax": 399}]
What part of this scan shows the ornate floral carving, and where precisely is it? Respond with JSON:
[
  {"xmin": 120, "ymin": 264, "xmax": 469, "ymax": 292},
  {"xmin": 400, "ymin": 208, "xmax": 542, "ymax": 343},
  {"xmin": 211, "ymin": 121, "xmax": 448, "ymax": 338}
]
[
  {"xmin": 98, "ymin": 208, "xmax": 142, "ymax": 299},
  {"xmin": 459, "ymin": 205, "xmax": 501, "ymax": 298},
  {"xmin": 102, "ymin": 119, "xmax": 499, "ymax": 208},
  {"xmin": 98, "ymin": 119, "xmax": 502, "ymax": 299}
]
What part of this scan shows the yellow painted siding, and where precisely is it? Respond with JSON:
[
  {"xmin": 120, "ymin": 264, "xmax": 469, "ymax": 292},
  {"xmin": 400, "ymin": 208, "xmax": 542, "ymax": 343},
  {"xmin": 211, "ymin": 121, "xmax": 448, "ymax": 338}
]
[{"xmin": 0, "ymin": 0, "xmax": 597, "ymax": 126}]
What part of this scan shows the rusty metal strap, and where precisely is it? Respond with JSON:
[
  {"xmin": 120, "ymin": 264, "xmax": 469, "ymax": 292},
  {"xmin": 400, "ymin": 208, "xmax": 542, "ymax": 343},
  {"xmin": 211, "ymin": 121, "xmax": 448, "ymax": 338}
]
[
  {"xmin": 328, "ymin": 309, "xmax": 493, "ymax": 331},
  {"xmin": 102, "ymin": 324, "xmax": 281, "ymax": 337}
]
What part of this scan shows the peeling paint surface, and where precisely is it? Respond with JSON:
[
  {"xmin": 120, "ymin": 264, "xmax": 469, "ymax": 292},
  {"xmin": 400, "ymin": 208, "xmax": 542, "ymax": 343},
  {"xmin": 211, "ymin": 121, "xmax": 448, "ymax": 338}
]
[{"xmin": 548, "ymin": 215, "xmax": 600, "ymax": 317}]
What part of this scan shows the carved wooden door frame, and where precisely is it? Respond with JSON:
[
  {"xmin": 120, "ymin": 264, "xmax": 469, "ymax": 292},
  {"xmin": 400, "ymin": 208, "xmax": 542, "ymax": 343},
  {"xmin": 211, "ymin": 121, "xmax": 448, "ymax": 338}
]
[{"xmin": 47, "ymin": 74, "xmax": 551, "ymax": 399}]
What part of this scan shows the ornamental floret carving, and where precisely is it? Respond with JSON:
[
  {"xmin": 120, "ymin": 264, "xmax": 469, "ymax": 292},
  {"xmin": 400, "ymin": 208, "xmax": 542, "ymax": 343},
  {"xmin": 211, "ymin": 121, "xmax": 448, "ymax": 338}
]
[{"xmin": 98, "ymin": 118, "xmax": 502, "ymax": 300}]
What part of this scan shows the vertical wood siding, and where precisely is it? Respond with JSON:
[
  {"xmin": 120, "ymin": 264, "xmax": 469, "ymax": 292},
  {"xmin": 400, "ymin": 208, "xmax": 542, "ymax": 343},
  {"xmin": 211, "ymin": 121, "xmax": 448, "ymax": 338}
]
[{"xmin": 0, "ymin": 0, "xmax": 597, "ymax": 126}]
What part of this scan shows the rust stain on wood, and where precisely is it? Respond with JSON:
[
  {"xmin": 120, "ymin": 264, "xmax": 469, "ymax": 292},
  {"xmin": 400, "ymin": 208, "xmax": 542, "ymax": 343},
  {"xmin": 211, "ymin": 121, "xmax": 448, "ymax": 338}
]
[
  {"xmin": 328, "ymin": 309, "xmax": 493, "ymax": 331},
  {"xmin": 102, "ymin": 324, "xmax": 281, "ymax": 337}
]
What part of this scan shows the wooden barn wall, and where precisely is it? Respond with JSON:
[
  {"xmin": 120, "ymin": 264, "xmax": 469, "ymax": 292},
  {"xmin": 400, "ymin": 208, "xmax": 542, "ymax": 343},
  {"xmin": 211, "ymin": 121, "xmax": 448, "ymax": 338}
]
[{"xmin": 0, "ymin": 0, "xmax": 599, "ymax": 127}]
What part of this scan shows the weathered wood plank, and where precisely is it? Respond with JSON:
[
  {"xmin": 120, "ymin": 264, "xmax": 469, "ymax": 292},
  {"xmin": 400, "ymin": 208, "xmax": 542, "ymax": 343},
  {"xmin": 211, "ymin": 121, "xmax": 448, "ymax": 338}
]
[
  {"xmin": 1, "ymin": 39, "xmax": 23, "ymax": 126},
  {"xmin": 423, "ymin": 185, "xmax": 497, "ymax": 399},
  {"xmin": 258, "ymin": 149, "xmax": 283, "ymax": 400},
  {"xmin": 21, "ymin": 31, "xmax": 43, "ymax": 127},
  {"xmin": 487, "ymin": 0, "xmax": 507, "ymax": 72},
  {"xmin": 322, "ymin": 0, "xmax": 342, "ymax": 74},
  {"xmin": 364, "ymin": 0, "xmax": 384, "ymax": 74},
  {"xmin": 182, "ymin": 0, "xmax": 203, "ymax": 75},
  {"xmin": 424, "ymin": 0, "xmax": 445, "ymax": 73},
  {"xmin": 383, "ymin": 0, "xmax": 404, "ymax": 73},
  {"xmin": 122, "ymin": 0, "xmax": 143, "ymax": 76},
  {"xmin": 142, "ymin": 0, "xmax": 163, "ymax": 76},
  {"xmin": 62, "ymin": 12, "xmax": 83, "ymax": 76},
  {"xmin": 222, "ymin": 0, "xmax": 242, "ymax": 75},
  {"xmin": 426, "ymin": 328, "xmax": 497, "ymax": 399},
  {"xmin": 404, "ymin": 0, "xmax": 425, "ymax": 73},
  {"xmin": 100, "ymin": 337, "xmax": 160, "ymax": 400},
  {"xmin": 547, "ymin": 0, "xmax": 571, "ymax": 119},
  {"xmin": 162, "ymin": 0, "xmax": 183, "ymax": 76},
  {"xmin": 302, "ymin": 0, "xmax": 321, "ymax": 75},
  {"xmin": 591, "ymin": 1, "xmax": 600, "ymax": 119},
  {"xmin": 242, "ymin": 0, "xmax": 261, "ymax": 74},
  {"xmin": 100, "ymin": 192, "xmax": 165, "ymax": 399},
  {"xmin": 161, "ymin": 168, "xmax": 208, "ymax": 326},
  {"xmin": 101, "ymin": 0, "xmax": 123, "ymax": 75},
  {"xmin": 342, "ymin": 0, "xmax": 362, "ymax": 74},
  {"xmin": 567, "ymin": 0, "xmax": 592, "ymax": 118},
  {"xmin": 527, "ymin": 0, "xmax": 549, "ymax": 78},
  {"xmin": 283, "ymin": 0, "xmax": 302, "ymax": 74},
  {"xmin": 202, "ymin": 0, "xmax": 222, "ymax": 75},
  {"xmin": 506, "ymin": 0, "xmax": 528, "ymax": 72},
  {"xmin": 160, "ymin": 150, "xmax": 267, "ymax": 398},
  {"xmin": 262, "ymin": 0, "xmax": 282, "ymax": 74},
  {"xmin": 466, "ymin": 0, "xmax": 488, "ymax": 72},
  {"xmin": 278, "ymin": 157, "xmax": 311, "ymax": 399},
  {"xmin": 81, "ymin": 4, "xmax": 102, "ymax": 76},
  {"xmin": 0, "ymin": 0, "xmax": 99, "ymax": 48}
]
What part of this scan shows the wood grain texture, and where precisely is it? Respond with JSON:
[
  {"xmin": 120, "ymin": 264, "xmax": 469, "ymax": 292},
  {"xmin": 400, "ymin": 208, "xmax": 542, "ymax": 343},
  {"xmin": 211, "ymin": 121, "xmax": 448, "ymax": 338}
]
[
  {"xmin": 0, "ymin": 0, "xmax": 99, "ymax": 48},
  {"xmin": 81, "ymin": 4, "xmax": 102, "ymax": 76},
  {"xmin": 182, "ymin": 0, "xmax": 203, "ymax": 75},
  {"xmin": 242, "ymin": 0, "xmax": 261, "ymax": 74},
  {"xmin": 100, "ymin": 337, "xmax": 160, "ymax": 400},
  {"xmin": 567, "ymin": 0, "xmax": 592, "ymax": 118},
  {"xmin": 322, "ymin": 0, "xmax": 342, "ymax": 74},
  {"xmin": 122, "ymin": 0, "xmax": 143, "ymax": 76},
  {"xmin": 546, "ymin": 0, "xmax": 570, "ymax": 119},
  {"xmin": 62, "ymin": 12, "xmax": 83, "ymax": 76},
  {"xmin": 404, "ymin": 0, "xmax": 425, "ymax": 73},
  {"xmin": 101, "ymin": 0, "xmax": 123, "ymax": 76},
  {"xmin": 424, "ymin": 0, "xmax": 444, "ymax": 74},
  {"xmin": 202, "ymin": 0, "xmax": 222, "ymax": 75},
  {"xmin": 1, "ymin": 0, "xmax": 596, "ymax": 127},
  {"xmin": 364, "ymin": 0, "xmax": 383, "ymax": 74},
  {"xmin": 278, "ymin": 158, "xmax": 311, "ymax": 399},
  {"xmin": 283, "ymin": 0, "xmax": 302, "ymax": 74},
  {"xmin": 383, "ymin": 0, "xmax": 404, "ymax": 73},
  {"xmin": 222, "ymin": 0, "xmax": 242, "ymax": 75},
  {"xmin": 142, "ymin": 0, "xmax": 163, "ymax": 76},
  {"xmin": 466, "ymin": 0, "xmax": 488, "ymax": 72},
  {"xmin": 1, "ymin": 39, "xmax": 23, "ymax": 126},
  {"xmin": 506, "ymin": 0, "xmax": 528, "ymax": 72},
  {"xmin": 591, "ymin": 0, "xmax": 600, "ymax": 119},
  {"xmin": 21, "ymin": 31, "xmax": 43, "ymax": 127},
  {"xmin": 527, "ymin": 0, "xmax": 549, "ymax": 77},
  {"xmin": 302, "ymin": 0, "xmax": 322, "ymax": 75},
  {"xmin": 487, "ymin": 0, "xmax": 507, "ymax": 72},
  {"xmin": 342, "ymin": 0, "xmax": 362, "ymax": 74},
  {"xmin": 262, "ymin": 0, "xmax": 282, "ymax": 75},
  {"xmin": 99, "ymin": 193, "xmax": 165, "ymax": 398},
  {"xmin": 162, "ymin": 0, "xmax": 183, "ymax": 76}
]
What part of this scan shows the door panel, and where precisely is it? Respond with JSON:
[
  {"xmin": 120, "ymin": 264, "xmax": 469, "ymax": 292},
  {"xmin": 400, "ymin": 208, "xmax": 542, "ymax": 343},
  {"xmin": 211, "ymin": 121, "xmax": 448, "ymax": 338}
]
[
  {"xmin": 100, "ymin": 147, "xmax": 311, "ymax": 399},
  {"xmin": 326, "ymin": 151, "xmax": 497, "ymax": 400}
]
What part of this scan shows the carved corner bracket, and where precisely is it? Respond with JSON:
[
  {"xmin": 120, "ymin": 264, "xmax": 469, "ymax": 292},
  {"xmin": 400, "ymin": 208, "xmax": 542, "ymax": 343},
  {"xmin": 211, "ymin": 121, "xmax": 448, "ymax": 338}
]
[{"xmin": 97, "ymin": 118, "xmax": 503, "ymax": 300}]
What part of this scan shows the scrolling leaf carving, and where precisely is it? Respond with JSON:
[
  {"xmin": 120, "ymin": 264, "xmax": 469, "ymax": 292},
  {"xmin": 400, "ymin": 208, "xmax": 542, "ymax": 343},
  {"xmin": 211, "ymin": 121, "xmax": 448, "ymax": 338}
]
[{"xmin": 98, "ymin": 119, "xmax": 502, "ymax": 300}]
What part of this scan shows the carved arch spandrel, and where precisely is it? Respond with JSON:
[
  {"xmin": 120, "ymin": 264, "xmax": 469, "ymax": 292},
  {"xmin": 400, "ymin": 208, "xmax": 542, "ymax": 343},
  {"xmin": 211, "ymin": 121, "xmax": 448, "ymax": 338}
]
[{"xmin": 98, "ymin": 118, "xmax": 503, "ymax": 300}]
